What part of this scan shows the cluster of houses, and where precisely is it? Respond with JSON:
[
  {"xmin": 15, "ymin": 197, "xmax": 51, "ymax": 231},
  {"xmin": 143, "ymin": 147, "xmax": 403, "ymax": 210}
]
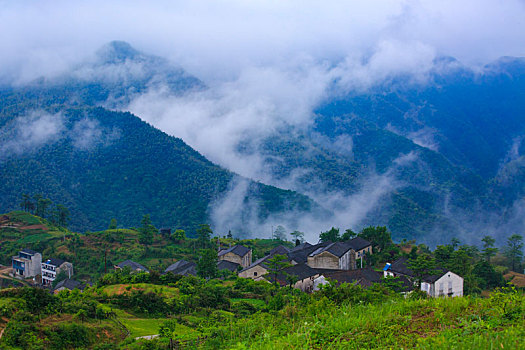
[
  {"xmin": 117, "ymin": 237, "xmax": 463, "ymax": 298},
  {"xmin": 11, "ymin": 249, "xmax": 77, "ymax": 290},
  {"xmin": 12, "ymin": 237, "xmax": 463, "ymax": 297}
]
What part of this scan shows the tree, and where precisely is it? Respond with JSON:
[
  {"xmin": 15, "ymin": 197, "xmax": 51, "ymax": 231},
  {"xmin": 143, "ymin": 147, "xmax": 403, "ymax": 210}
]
[
  {"xmin": 172, "ymin": 229, "xmax": 186, "ymax": 242},
  {"xmin": 504, "ymin": 234, "xmax": 524, "ymax": 272},
  {"xmin": 108, "ymin": 218, "xmax": 117, "ymax": 230},
  {"xmin": 74, "ymin": 309, "xmax": 88, "ymax": 324},
  {"xmin": 19, "ymin": 193, "xmax": 32, "ymax": 212},
  {"xmin": 320, "ymin": 227, "xmax": 340, "ymax": 242},
  {"xmin": 196, "ymin": 224, "xmax": 213, "ymax": 248},
  {"xmin": 341, "ymin": 228, "xmax": 357, "ymax": 241},
  {"xmin": 450, "ymin": 238, "xmax": 461, "ymax": 250},
  {"xmin": 481, "ymin": 235, "xmax": 498, "ymax": 263},
  {"xmin": 408, "ymin": 254, "xmax": 438, "ymax": 288},
  {"xmin": 273, "ymin": 225, "xmax": 287, "ymax": 241},
  {"xmin": 266, "ymin": 254, "xmax": 292, "ymax": 286},
  {"xmin": 472, "ymin": 260, "xmax": 504, "ymax": 290},
  {"xmin": 139, "ymin": 214, "xmax": 156, "ymax": 245},
  {"xmin": 196, "ymin": 249, "xmax": 218, "ymax": 279},
  {"xmin": 434, "ymin": 245, "xmax": 453, "ymax": 267},
  {"xmin": 358, "ymin": 226, "xmax": 392, "ymax": 252},
  {"xmin": 35, "ymin": 196, "xmax": 52, "ymax": 218},
  {"xmin": 54, "ymin": 204, "xmax": 70, "ymax": 227},
  {"xmin": 290, "ymin": 230, "xmax": 304, "ymax": 243}
]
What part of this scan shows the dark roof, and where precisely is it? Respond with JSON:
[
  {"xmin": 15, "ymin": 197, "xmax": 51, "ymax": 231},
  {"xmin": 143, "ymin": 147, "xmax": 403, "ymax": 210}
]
[
  {"xmin": 323, "ymin": 267, "xmax": 382, "ymax": 287},
  {"xmin": 44, "ymin": 258, "xmax": 66, "ymax": 267},
  {"xmin": 346, "ymin": 237, "xmax": 371, "ymax": 251},
  {"xmin": 54, "ymin": 278, "xmax": 82, "ymax": 291},
  {"xmin": 291, "ymin": 242, "xmax": 312, "ymax": 252},
  {"xmin": 20, "ymin": 249, "xmax": 38, "ymax": 255},
  {"xmin": 218, "ymin": 245, "xmax": 251, "ymax": 257},
  {"xmin": 117, "ymin": 260, "xmax": 149, "ymax": 272},
  {"xmin": 269, "ymin": 245, "xmax": 290, "ymax": 256},
  {"xmin": 268, "ymin": 263, "xmax": 320, "ymax": 285},
  {"xmin": 164, "ymin": 260, "xmax": 196, "ymax": 276},
  {"xmin": 217, "ymin": 260, "xmax": 240, "ymax": 272},
  {"xmin": 309, "ymin": 242, "xmax": 353, "ymax": 258},
  {"xmin": 288, "ymin": 242, "xmax": 330, "ymax": 263},
  {"xmin": 388, "ymin": 257, "xmax": 449, "ymax": 282}
]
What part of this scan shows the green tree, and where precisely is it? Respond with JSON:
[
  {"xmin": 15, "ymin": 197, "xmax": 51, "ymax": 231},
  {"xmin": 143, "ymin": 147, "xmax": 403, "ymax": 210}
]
[
  {"xmin": 358, "ymin": 226, "xmax": 392, "ymax": 252},
  {"xmin": 35, "ymin": 196, "xmax": 52, "ymax": 218},
  {"xmin": 108, "ymin": 218, "xmax": 117, "ymax": 230},
  {"xmin": 450, "ymin": 238, "xmax": 461, "ymax": 250},
  {"xmin": 320, "ymin": 227, "xmax": 340, "ymax": 242},
  {"xmin": 197, "ymin": 249, "xmax": 218, "ymax": 279},
  {"xmin": 504, "ymin": 234, "xmax": 524, "ymax": 272},
  {"xmin": 172, "ymin": 229, "xmax": 186, "ymax": 242},
  {"xmin": 408, "ymin": 254, "xmax": 437, "ymax": 288},
  {"xmin": 19, "ymin": 193, "xmax": 32, "ymax": 212},
  {"xmin": 139, "ymin": 214, "xmax": 156, "ymax": 244},
  {"xmin": 54, "ymin": 204, "xmax": 70, "ymax": 227},
  {"xmin": 74, "ymin": 309, "xmax": 88, "ymax": 324},
  {"xmin": 481, "ymin": 235, "xmax": 498, "ymax": 263},
  {"xmin": 472, "ymin": 260, "xmax": 504, "ymax": 290},
  {"xmin": 196, "ymin": 224, "xmax": 213, "ymax": 248},
  {"xmin": 341, "ymin": 228, "xmax": 357, "ymax": 241},
  {"xmin": 266, "ymin": 254, "xmax": 292, "ymax": 286},
  {"xmin": 273, "ymin": 225, "xmax": 287, "ymax": 241},
  {"xmin": 290, "ymin": 230, "xmax": 304, "ymax": 243}
]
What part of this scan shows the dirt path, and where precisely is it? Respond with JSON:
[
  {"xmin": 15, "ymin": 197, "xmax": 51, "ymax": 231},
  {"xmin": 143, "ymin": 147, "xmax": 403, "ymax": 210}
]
[{"xmin": 135, "ymin": 334, "xmax": 159, "ymax": 340}]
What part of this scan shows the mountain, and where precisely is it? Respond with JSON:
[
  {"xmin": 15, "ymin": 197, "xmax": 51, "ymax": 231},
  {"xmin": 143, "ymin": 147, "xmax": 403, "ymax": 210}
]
[{"xmin": 0, "ymin": 109, "xmax": 316, "ymax": 233}]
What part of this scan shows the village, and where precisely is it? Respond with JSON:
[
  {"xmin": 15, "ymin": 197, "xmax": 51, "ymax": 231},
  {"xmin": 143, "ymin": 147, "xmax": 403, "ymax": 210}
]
[{"xmin": 6, "ymin": 234, "xmax": 464, "ymax": 298}]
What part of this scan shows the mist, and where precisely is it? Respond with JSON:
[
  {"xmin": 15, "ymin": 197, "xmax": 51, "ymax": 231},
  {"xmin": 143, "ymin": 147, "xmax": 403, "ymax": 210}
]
[{"xmin": 2, "ymin": 1, "xmax": 525, "ymax": 243}]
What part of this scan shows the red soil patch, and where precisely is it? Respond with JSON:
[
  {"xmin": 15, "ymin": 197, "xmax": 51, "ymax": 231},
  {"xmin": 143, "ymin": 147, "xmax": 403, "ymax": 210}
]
[
  {"xmin": 504, "ymin": 271, "xmax": 525, "ymax": 288},
  {"xmin": 20, "ymin": 224, "xmax": 48, "ymax": 230}
]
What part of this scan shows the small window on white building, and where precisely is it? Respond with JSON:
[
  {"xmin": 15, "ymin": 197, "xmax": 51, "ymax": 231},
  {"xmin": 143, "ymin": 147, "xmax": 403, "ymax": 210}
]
[{"xmin": 254, "ymin": 272, "xmax": 257, "ymax": 276}]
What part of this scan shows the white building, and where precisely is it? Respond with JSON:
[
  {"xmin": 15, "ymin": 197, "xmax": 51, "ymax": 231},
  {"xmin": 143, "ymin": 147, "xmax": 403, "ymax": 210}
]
[
  {"xmin": 383, "ymin": 257, "xmax": 463, "ymax": 297},
  {"xmin": 42, "ymin": 258, "xmax": 74, "ymax": 287}
]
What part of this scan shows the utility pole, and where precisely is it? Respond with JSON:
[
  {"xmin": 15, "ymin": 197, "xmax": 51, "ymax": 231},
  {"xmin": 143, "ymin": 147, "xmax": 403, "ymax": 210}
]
[{"xmin": 104, "ymin": 247, "xmax": 107, "ymax": 274}]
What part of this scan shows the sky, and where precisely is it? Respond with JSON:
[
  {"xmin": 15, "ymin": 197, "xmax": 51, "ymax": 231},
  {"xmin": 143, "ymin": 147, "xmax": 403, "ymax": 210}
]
[
  {"xmin": 1, "ymin": 0, "xmax": 525, "ymax": 241},
  {"xmin": 1, "ymin": 0, "xmax": 524, "ymax": 83}
]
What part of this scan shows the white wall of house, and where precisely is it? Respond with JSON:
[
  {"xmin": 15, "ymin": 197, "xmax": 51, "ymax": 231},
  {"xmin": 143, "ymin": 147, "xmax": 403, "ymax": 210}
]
[{"xmin": 429, "ymin": 272, "xmax": 463, "ymax": 297}]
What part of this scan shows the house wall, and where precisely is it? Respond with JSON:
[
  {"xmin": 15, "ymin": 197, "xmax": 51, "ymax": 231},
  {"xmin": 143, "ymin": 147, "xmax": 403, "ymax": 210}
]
[
  {"xmin": 430, "ymin": 272, "xmax": 463, "ymax": 297},
  {"xmin": 220, "ymin": 251, "xmax": 252, "ymax": 268},
  {"xmin": 339, "ymin": 250, "xmax": 356, "ymax": 270},
  {"xmin": 307, "ymin": 252, "xmax": 339, "ymax": 269},
  {"xmin": 355, "ymin": 246, "xmax": 372, "ymax": 260},
  {"xmin": 293, "ymin": 275, "xmax": 319, "ymax": 293},
  {"xmin": 238, "ymin": 265, "xmax": 268, "ymax": 279},
  {"xmin": 12, "ymin": 252, "xmax": 42, "ymax": 278}
]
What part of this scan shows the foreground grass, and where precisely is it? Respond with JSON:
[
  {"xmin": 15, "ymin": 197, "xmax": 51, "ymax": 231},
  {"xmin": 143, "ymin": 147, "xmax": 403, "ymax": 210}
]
[{"xmin": 199, "ymin": 291, "xmax": 525, "ymax": 349}]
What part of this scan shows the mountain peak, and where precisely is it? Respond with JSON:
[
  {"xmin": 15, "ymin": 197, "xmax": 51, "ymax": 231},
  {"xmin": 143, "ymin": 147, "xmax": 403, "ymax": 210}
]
[{"xmin": 96, "ymin": 41, "xmax": 141, "ymax": 64}]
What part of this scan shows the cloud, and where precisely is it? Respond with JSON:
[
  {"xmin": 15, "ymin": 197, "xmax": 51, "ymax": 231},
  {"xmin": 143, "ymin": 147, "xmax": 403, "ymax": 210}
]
[
  {"xmin": 1, "ymin": 0, "xmax": 524, "ymax": 84},
  {"xmin": 0, "ymin": 111, "xmax": 120, "ymax": 158},
  {"xmin": 0, "ymin": 111, "xmax": 65, "ymax": 156}
]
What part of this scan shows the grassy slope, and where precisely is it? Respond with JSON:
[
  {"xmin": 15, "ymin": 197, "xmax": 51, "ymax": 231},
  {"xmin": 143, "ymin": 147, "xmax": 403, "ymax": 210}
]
[{"xmin": 202, "ymin": 293, "xmax": 525, "ymax": 349}]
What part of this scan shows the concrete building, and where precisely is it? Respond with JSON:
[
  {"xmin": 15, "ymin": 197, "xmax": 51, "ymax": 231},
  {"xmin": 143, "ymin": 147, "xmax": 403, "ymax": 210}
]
[
  {"xmin": 12, "ymin": 249, "xmax": 42, "ymax": 278},
  {"xmin": 218, "ymin": 245, "xmax": 252, "ymax": 268},
  {"xmin": 42, "ymin": 258, "xmax": 73, "ymax": 287}
]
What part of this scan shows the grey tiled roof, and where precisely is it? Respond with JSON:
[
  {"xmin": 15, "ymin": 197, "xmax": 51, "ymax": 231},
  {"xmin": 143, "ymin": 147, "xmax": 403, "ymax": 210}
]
[
  {"xmin": 217, "ymin": 260, "xmax": 240, "ymax": 272},
  {"xmin": 117, "ymin": 260, "xmax": 149, "ymax": 272},
  {"xmin": 218, "ymin": 245, "xmax": 250, "ymax": 257},
  {"xmin": 44, "ymin": 258, "xmax": 66, "ymax": 267}
]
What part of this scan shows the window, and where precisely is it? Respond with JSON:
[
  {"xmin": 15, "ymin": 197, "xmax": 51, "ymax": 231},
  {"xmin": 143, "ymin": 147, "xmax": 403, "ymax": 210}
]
[{"xmin": 254, "ymin": 272, "xmax": 257, "ymax": 276}]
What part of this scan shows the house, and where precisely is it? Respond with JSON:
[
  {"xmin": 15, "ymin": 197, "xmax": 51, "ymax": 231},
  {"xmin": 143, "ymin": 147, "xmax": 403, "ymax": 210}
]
[
  {"xmin": 42, "ymin": 258, "xmax": 73, "ymax": 287},
  {"xmin": 164, "ymin": 260, "xmax": 196, "ymax": 276},
  {"xmin": 159, "ymin": 227, "xmax": 171, "ymax": 236},
  {"xmin": 347, "ymin": 237, "xmax": 373, "ymax": 262},
  {"xmin": 238, "ymin": 245, "xmax": 292, "ymax": 280},
  {"xmin": 384, "ymin": 257, "xmax": 463, "ymax": 297},
  {"xmin": 307, "ymin": 242, "xmax": 356, "ymax": 270},
  {"xmin": 53, "ymin": 278, "xmax": 91, "ymax": 293},
  {"xmin": 115, "ymin": 260, "xmax": 149, "ymax": 273},
  {"xmin": 266, "ymin": 263, "xmax": 321, "ymax": 292},
  {"xmin": 217, "ymin": 260, "xmax": 240, "ymax": 272},
  {"xmin": 238, "ymin": 255, "xmax": 272, "ymax": 280},
  {"xmin": 313, "ymin": 267, "xmax": 414, "ymax": 292},
  {"xmin": 12, "ymin": 249, "xmax": 42, "ymax": 278},
  {"xmin": 218, "ymin": 245, "xmax": 252, "ymax": 268}
]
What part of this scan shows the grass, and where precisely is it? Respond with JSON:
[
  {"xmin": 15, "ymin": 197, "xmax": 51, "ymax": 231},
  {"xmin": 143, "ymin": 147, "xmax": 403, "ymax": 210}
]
[
  {"xmin": 101, "ymin": 283, "xmax": 179, "ymax": 298},
  {"xmin": 16, "ymin": 233, "xmax": 53, "ymax": 243},
  {"xmin": 199, "ymin": 291, "xmax": 525, "ymax": 349},
  {"xmin": 231, "ymin": 298, "xmax": 266, "ymax": 308}
]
